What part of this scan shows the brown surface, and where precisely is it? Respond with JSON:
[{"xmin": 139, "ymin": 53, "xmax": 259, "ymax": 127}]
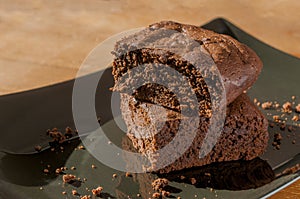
[
  {"xmin": 120, "ymin": 93, "xmax": 269, "ymax": 173},
  {"xmin": 269, "ymin": 182, "xmax": 300, "ymax": 199},
  {"xmin": 0, "ymin": 0, "xmax": 299, "ymax": 197},
  {"xmin": 112, "ymin": 21, "xmax": 263, "ymax": 105}
]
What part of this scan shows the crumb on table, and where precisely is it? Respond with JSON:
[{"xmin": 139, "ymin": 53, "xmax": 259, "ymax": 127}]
[
  {"xmin": 151, "ymin": 178, "xmax": 169, "ymax": 191},
  {"xmin": 261, "ymin": 101, "xmax": 272, "ymax": 109},
  {"xmin": 63, "ymin": 174, "xmax": 76, "ymax": 183},
  {"xmin": 80, "ymin": 195, "xmax": 91, "ymax": 199},
  {"xmin": 92, "ymin": 186, "xmax": 103, "ymax": 195},
  {"xmin": 72, "ymin": 189, "xmax": 78, "ymax": 196}
]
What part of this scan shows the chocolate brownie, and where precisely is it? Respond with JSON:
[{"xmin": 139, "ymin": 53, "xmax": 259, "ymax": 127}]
[
  {"xmin": 120, "ymin": 93, "xmax": 269, "ymax": 173},
  {"xmin": 112, "ymin": 21, "xmax": 263, "ymax": 113}
]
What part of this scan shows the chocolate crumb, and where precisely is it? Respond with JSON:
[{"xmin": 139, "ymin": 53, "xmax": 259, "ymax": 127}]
[
  {"xmin": 296, "ymin": 104, "xmax": 300, "ymax": 113},
  {"xmin": 63, "ymin": 174, "xmax": 76, "ymax": 183},
  {"xmin": 273, "ymin": 115, "xmax": 279, "ymax": 122},
  {"xmin": 72, "ymin": 189, "xmax": 78, "ymax": 196},
  {"xmin": 91, "ymin": 164, "xmax": 97, "ymax": 169},
  {"xmin": 282, "ymin": 102, "xmax": 292, "ymax": 112},
  {"xmin": 137, "ymin": 193, "xmax": 141, "ymax": 197},
  {"xmin": 61, "ymin": 166, "xmax": 68, "ymax": 171},
  {"xmin": 125, "ymin": 172, "xmax": 132, "ymax": 177},
  {"xmin": 92, "ymin": 186, "xmax": 103, "ymax": 195},
  {"xmin": 43, "ymin": 169, "xmax": 49, "ymax": 174},
  {"xmin": 71, "ymin": 166, "xmax": 76, "ymax": 170},
  {"xmin": 81, "ymin": 195, "xmax": 91, "ymax": 199},
  {"xmin": 292, "ymin": 140, "xmax": 296, "ymax": 144},
  {"xmin": 152, "ymin": 192, "xmax": 161, "ymax": 198},
  {"xmin": 190, "ymin": 177, "xmax": 197, "ymax": 185},
  {"xmin": 65, "ymin": 127, "xmax": 73, "ymax": 135},
  {"xmin": 62, "ymin": 191, "xmax": 67, "ymax": 195},
  {"xmin": 261, "ymin": 102, "xmax": 272, "ymax": 109},
  {"xmin": 55, "ymin": 168, "xmax": 62, "ymax": 174},
  {"xmin": 273, "ymin": 132, "xmax": 282, "ymax": 150},
  {"xmin": 292, "ymin": 115, "xmax": 299, "ymax": 122},
  {"xmin": 35, "ymin": 145, "xmax": 42, "ymax": 152},
  {"xmin": 112, "ymin": 173, "xmax": 117, "ymax": 178},
  {"xmin": 78, "ymin": 145, "xmax": 85, "ymax": 150},
  {"xmin": 162, "ymin": 190, "xmax": 170, "ymax": 197},
  {"xmin": 280, "ymin": 123, "xmax": 286, "ymax": 130},
  {"xmin": 49, "ymin": 130, "xmax": 66, "ymax": 144},
  {"xmin": 180, "ymin": 175, "xmax": 186, "ymax": 180},
  {"xmin": 274, "ymin": 133, "xmax": 282, "ymax": 142},
  {"xmin": 151, "ymin": 178, "xmax": 169, "ymax": 191}
]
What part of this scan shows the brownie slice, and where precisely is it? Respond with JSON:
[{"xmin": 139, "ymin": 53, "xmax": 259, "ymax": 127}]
[
  {"xmin": 120, "ymin": 93, "xmax": 269, "ymax": 173},
  {"xmin": 112, "ymin": 21, "xmax": 263, "ymax": 112}
]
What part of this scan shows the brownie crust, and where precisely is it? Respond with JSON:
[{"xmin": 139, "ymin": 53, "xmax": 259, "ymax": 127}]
[{"xmin": 112, "ymin": 21, "xmax": 263, "ymax": 105}]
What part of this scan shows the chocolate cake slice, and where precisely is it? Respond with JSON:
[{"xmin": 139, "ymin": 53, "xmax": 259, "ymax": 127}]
[
  {"xmin": 112, "ymin": 21, "xmax": 263, "ymax": 113},
  {"xmin": 120, "ymin": 93, "xmax": 269, "ymax": 173},
  {"xmin": 112, "ymin": 21, "xmax": 268, "ymax": 174}
]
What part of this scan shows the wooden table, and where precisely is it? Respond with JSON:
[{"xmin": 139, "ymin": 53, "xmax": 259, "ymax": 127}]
[{"xmin": 0, "ymin": 1, "xmax": 299, "ymax": 197}]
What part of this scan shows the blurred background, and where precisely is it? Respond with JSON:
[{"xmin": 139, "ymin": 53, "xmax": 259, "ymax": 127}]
[{"xmin": 0, "ymin": 0, "xmax": 299, "ymax": 95}]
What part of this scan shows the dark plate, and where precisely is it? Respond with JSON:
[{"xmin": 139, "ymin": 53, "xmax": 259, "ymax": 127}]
[{"xmin": 0, "ymin": 18, "xmax": 299, "ymax": 199}]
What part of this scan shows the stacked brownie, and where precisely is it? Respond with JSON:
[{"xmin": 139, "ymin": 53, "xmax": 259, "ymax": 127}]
[{"xmin": 112, "ymin": 21, "xmax": 269, "ymax": 173}]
